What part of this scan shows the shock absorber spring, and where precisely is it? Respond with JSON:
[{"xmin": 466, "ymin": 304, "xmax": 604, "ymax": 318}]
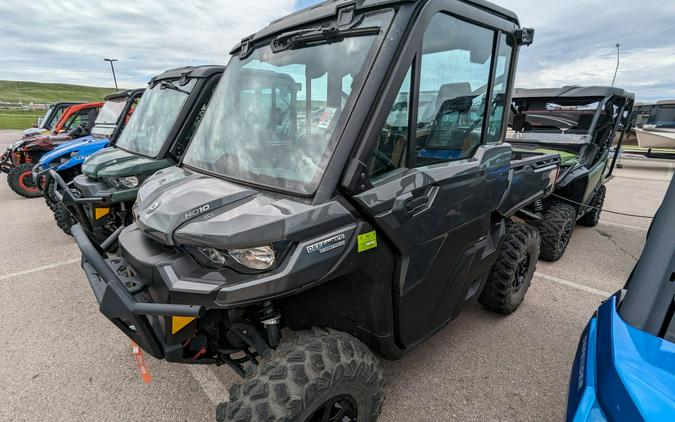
[
  {"xmin": 258, "ymin": 301, "xmax": 281, "ymax": 348},
  {"xmin": 533, "ymin": 199, "xmax": 544, "ymax": 214}
]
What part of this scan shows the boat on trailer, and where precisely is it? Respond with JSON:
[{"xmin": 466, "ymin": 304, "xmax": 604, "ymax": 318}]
[{"xmin": 634, "ymin": 100, "xmax": 675, "ymax": 149}]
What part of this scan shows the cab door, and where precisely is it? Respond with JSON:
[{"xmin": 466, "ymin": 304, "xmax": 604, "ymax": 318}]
[{"xmin": 350, "ymin": 9, "xmax": 516, "ymax": 347}]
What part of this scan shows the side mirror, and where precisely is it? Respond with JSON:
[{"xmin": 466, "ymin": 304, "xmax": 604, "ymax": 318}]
[{"xmin": 515, "ymin": 28, "xmax": 535, "ymax": 46}]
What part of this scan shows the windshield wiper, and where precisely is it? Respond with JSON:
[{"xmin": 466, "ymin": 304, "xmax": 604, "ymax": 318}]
[
  {"xmin": 160, "ymin": 81, "xmax": 190, "ymax": 95},
  {"xmin": 271, "ymin": 25, "xmax": 380, "ymax": 52}
]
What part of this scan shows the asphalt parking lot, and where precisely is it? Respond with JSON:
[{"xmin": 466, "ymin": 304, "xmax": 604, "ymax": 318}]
[{"xmin": 1, "ymin": 129, "xmax": 673, "ymax": 421}]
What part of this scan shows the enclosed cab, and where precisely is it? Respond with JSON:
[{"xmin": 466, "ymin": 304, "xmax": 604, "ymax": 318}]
[
  {"xmin": 51, "ymin": 65, "xmax": 224, "ymax": 244},
  {"xmin": 71, "ymin": 1, "xmax": 558, "ymax": 420},
  {"xmin": 507, "ymin": 86, "xmax": 635, "ymax": 260}
]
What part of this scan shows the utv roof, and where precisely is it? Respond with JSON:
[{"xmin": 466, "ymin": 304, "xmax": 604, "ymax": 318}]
[
  {"xmin": 513, "ymin": 86, "xmax": 635, "ymax": 101},
  {"xmin": 149, "ymin": 65, "xmax": 226, "ymax": 84},
  {"xmin": 656, "ymin": 99, "xmax": 675, "ymax": 106},
  {"xmin": 232, "ymin": 0, "xmax": 519, "ymax": 54},
  {"xmin": 103, "ymin": 88, "xmax": 145, "ymax": 102}
]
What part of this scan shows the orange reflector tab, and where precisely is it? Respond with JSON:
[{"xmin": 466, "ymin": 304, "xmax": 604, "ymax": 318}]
[
  {"xmin": 171, "ymin": 316, "xmax": 195, "ymax": 334},
  {"xmin": 95, "ymin": 207, "xmax": 110, "ymax": 220},
  {"xmin": 131, "ymin": 341, "xmax": 152, "ymax": 384}
]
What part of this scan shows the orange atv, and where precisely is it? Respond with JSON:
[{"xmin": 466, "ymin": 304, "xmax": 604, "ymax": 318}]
[{"xmin": 1, "ymin": 102, "xmax": 103, "ymax": 197}]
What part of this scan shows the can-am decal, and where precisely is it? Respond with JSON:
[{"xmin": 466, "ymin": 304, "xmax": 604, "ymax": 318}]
[{"xmin": 306, "ymin": 233, "xmax": 346, "ymax": 254}]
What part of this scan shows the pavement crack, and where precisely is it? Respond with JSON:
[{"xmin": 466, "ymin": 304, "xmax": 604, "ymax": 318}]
[{"xmin": 595, "ymin": 229, "xmax": 639, "ymax": 261}]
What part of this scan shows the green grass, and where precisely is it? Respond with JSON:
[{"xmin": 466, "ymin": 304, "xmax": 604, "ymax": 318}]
[
  {"xmin": 0, "ymin": 109, "xmax": 44, "ymax": 130},
  {"xmin": 0, "ymin": 80, "xmax": 118, "ymax": 105}
]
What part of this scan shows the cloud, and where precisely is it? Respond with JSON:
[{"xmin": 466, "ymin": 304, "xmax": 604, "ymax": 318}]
[
  {"xmin": 0, "ymin": 0, "xmax": 673, "ymax": 101},
  {"xmin": 0, "ymin": 0, "xmax": 297, "ymax": 87}
]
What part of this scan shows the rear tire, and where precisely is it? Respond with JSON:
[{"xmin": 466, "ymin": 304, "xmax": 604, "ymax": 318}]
[
  {"xmin": 53, "ymin": 203, "xmax": 74, "ymax": 236},
  {"xmin": 539, "ymin": 201, "xmax": 577, "ymax": 261},
  {"xmin": 7, "ymin": 163, "xmax": 41, "ymax": 198},
  {"xmin": 578, "ymin": 185, "xmax": 605, "ymax": 227},
  {"xmin": 479, "ymin": 222, "xmax": 540, "ymax": 314},
  {"xmin": 217, "ymin": 328, "xmax": 385, "ymax": 422}
]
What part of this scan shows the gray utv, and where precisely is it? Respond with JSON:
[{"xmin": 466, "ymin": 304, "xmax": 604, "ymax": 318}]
[
  {"xmin": 507, "ymin": 86, "xmax": 635, "ymax": 260},
  {"xmin": 71, "ymin": 0, "xmax": 560, "ymax": 420},
  {"xmin": 50, "ymin": 65, "xmax": 224, "ymax": 244}
]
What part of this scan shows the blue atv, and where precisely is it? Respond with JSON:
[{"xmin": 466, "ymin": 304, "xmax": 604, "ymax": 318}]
[
  {"xmin": 33, "ymin": 89, "xmax": 144, "ymax": 234},
  {"xmin": 567, "ymin": 177, "xmax": 675, "ymax": 421}
]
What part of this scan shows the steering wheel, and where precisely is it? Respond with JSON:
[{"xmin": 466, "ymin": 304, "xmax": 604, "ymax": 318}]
[
  {"xmin": 68, "ymin": 123, "xmax": 89, "ymax": 139},
  {"xmin": 372, "ymin": 149, "xmax": 397, "ymax": 172}
]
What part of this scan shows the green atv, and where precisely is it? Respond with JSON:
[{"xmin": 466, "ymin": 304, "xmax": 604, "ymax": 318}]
[
  {"xmin": 507, "ymin": 86, "xmax": 635, "ymax": 260},
  {"xmin": 51, "ymin": 65, "xmax": 224, "ymax": 244}
]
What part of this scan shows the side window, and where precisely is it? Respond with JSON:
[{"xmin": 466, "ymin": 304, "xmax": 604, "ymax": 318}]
[
  {"xmin": 485, "ymin": 35, "xmax": 513, "ymax": 143},
  {"xmin": 414, "ymin": 14, "xmax": 495, "ymax": 166},
  {"xmin": 368, "ymin": 66, "xmax": 412, "ymax": 179}
]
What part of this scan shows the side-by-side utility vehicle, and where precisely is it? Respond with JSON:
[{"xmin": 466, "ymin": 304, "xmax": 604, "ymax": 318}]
[
  {"xmin": 23, "ymin": 101, "xmax": 83, "ymax": 138},
  {"xmin": 34, "ymin": 89, "xmax": 144, "ymax": 234},
  {"xmin": 567, "ymin": 177, "xmax": 675, "ymax": 422},
  {"xmin": 72, "ymin": 1, "xmax": 558, "ymax": 420},
  {"xmin": 52, "ymin": 65, "xmax": 224, "ymax": 243},
  {"xmin": 1, "ymin": 102, "xmax": 103, "ymax": 197},
  {"xmin": 507, "ymin": 86, "xmax": 634, "ymax": 260}
]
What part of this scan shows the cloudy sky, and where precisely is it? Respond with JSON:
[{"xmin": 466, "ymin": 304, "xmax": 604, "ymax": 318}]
[{"xmin": 0, "ymin": 0, "xmax": 673, "ymax": 101}]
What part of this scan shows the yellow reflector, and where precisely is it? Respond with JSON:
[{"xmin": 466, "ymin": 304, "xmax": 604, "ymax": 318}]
[
  {"xmin": 171, "ymin": 316, "xmax": 195, "ymax": 334},
  {"xmin": 95, "ymin": 207, "xmax": 110, "ymax": 220}
]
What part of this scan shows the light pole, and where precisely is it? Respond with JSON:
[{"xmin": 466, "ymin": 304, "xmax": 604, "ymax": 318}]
[
  {"xmin": 611, "ymin": 44, "xmax": 620, "ymax": 87},
  {"xmin": 104, "ymin": 58, "xmax": 119, "ymax": 91}
]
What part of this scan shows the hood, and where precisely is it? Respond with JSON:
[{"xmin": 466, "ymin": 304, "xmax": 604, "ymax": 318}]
[
  {"xmin": 82, "ymin": 147, "xmax": 160, "ymax": 179},
  {"xmin": 38, "ymin": 136, "xmax": 100, "ymax": 166},
  {"xmin": 22, "ymin": 133, "xmax": 72, "ymax": 150},
  {"xmin": 23, "ymin": 128, "xmax": 48, "ymax": 137},
  {"xmin": 134, "ymin": 166, "xmax": 354, "ymax": 248}
]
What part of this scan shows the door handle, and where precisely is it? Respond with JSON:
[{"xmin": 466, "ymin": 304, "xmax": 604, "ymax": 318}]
[
  {"xmin": 406, "ymin": 195, "xmax": 430, "ymax": 212},
  {"xmin": 391, "ymin": 188, "xmax": 435, "ymax": 223}
]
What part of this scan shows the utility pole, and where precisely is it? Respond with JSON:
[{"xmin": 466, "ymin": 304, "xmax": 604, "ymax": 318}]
[
  {"xmin": 611, "ymin": 44, "xmax": 620, "ymax": 87},
  {"xmin": 104, "ymin": 58, "xmax": 119, "ymax": 91}
]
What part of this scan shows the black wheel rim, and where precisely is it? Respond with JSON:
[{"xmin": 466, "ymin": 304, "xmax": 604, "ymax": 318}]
[
  {"xmin": 307, "ymin": 394, "xmax": 358, "ymax": 422},
  {"xmin": 513, "ymin": 251, "xmax": 531, "ymax": 291},
  {"xmin": 559, "ymin": 219, "xmax": 573, "ymax": 251}
]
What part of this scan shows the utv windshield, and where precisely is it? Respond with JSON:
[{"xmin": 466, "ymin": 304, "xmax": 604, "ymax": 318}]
[
  {"xmin": 91, "ymin": 98, "xmax": 127, "ymax": 138},
  {"xmin": 510, "ymin": 97, "xmax": 603, "ymax": 135},
  {"xmin": 183, "ymin": 11, "xmax": 392, "ymax": 195},
  {"xmin": 116, "ymin": 79, "xmax": 196, "ymax": 157}
]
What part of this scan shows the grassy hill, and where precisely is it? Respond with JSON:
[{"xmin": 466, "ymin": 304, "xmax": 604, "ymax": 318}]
[
  {"xmin": 0, "ymin": 80, "xmax": 126, "ymax": 130},
  {"xmin": 0, "ymin": 80, "xmax": 119, "ymax": 105}
]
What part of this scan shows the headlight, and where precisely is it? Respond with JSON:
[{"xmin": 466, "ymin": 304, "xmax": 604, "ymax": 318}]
[
  {"xmin": 228, "ymin": 246, "xmax": 275, "ymax": 270},
  {"xmin": 118, "ymin": 176, "xmax": 140, "ymax": 188},
  {"xmin": 195, "ymin": 245, "xmax": 276, "ymax": 271},
  {"xmin": 106, "ymin": 176, "xmax": 140, "ymax": 189},
  {"xmin": 197, "ymin": 247, "xmax": 228, "ymax": 265}
]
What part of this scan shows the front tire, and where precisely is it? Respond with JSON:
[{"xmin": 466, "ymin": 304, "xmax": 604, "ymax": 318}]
[
  {"xmin": 479, "ymin": 222, "xmax": 540, "ymax": 314},
  {"xmin": 539, "ymin": 201, "xmax": 577, "ymax": 261},
  {"xmin": 217, "ymin": 328, "xmax": 385, "ymax": 422},
  {"xmin": 7, "ymin": 163, "xmax": 41, "ymax": 198},
  {"xmin": 578, "ymin": 185, "xmax": 605, "ymax": 227},
  {"xmin": 44, "ymin": 177, "xmax": 59, "ymax": 211},
  {"xmin": 53, "ymin": 203, "xmax": 75, "ymax": 236}
]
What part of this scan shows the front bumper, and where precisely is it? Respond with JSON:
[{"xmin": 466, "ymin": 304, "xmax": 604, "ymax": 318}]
[
  {"xmin": 51, "ymin": 170, "xmax": 131, "ymax": 243},
  {"xmin": 71, "ymin": 224, "xmax": 204, "ymax": 360}
]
